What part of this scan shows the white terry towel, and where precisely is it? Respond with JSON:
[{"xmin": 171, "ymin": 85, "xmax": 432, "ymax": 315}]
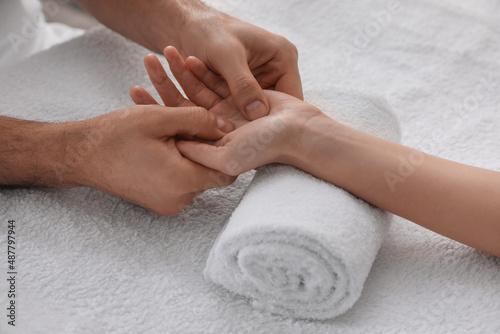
[{"xmin": 204, "ymin": 88, "xmax": 402, "ymax": 320}]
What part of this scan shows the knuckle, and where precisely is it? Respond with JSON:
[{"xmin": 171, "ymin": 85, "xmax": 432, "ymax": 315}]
[
  {"xmin": 230, "ymin": 74, "xmax": 259, "ymax": 95},
  {"xmin": 224, "ymin": 175, "xmax": 237, "ymax": 186},
  {"xmin": 197, "ymin": 108, "xmax": 215, "ymax": 129},
  {"xmin": 185, "ymin": 106, "xmax": 209, "ymax": 124},
  {"xmin": 154, "ymin": 208, "xmax": 174, "ymax": 217},
  {"xmin": 289, "ymin": 42, "xmax": 299, "ymax": 58},
  {"xmin": 151, "ymin": 205, "xmax": 177, "ymax": 216},
  {"xmin": 176, "ymin": 179, "xmax": 193, "ymax": 194},
  {"xmin": 275, "ymin": 35, "xmax": 299, "ymax": 59},
  {"xmin": 152, "ymin": 198, "xmax": 187, "ymax": 216},
  {"xmin": 185, "ymin": 105, "xmax": 202, "ymax": 116}
]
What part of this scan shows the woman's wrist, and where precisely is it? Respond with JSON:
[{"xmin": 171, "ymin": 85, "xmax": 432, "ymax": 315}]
[{"xmin": 284, "ymin": 114, "xmax": 347, "ymax": 174}]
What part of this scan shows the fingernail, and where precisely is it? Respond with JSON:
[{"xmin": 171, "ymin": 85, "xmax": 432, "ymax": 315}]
[
  {"xmin": 245, "ymin": 100, "xmax": 267, "ymax": 119},
  {"xmin": 216, "ymin": 117, "xmax": 226, "ymax": 130}
]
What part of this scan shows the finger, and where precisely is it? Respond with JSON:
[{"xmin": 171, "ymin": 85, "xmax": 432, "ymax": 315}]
[
  {"xmin": 164, "ymin": 46, "xmax": 223, "ymax": 110},
  {"xmin": 211, "ymin": 49, "xmax": 269, "ymax": 121},
  {"xmin": 130, "ymin": 86, "xmax": 159, "ymax": 105},
  {"xmin": 143, "ymin": 54, "xmax": 192, "ymax": 107},
  {"xmin": 191, "ymin": 165, "xmax": 236, "ymax": 191},
  {"xmin": 252, "ymin": 69, "xmax": 303, "ymax": 100},
  {"xmin": 180, "ymin": 164, "xmax": 235, "ymax": 199},
  {"xmin": 213, "ymin": 116, "xmax": 234, "ymax": 133},
  {"xmin": 177, "ymin": 140, "xmax": 244, "ymax": 176},
  {"xmin": 185, "ymin": 56, "xmax": 231, "ymax": 98},
  {"xmin": 274, "ymin": 70, "xmax": 304, "ymax": 100},
  {"xmin": 159, "ymin": 105, "xmax": 227, "ymax": 141},
  {"xmin": 271, "ymin": 38, "xmax": 303, "ymax": 99},
  {"xmin": 166, "ymin": 139, "xmax": 235, "ymax": 194}
]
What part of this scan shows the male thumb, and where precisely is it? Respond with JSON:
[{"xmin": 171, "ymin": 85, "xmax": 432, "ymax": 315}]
[{"xmin": 215, "ymin": 54, "xmax": 269, "ymax": 120}]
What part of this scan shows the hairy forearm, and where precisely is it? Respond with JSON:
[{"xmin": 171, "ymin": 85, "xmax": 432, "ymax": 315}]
[
  {"xmin": 75, "ymin": 0, "xmax": 214, "ymax": 53},
  {"xmin": 0, "ymin": 116, "xmax": 83, "ymax": 188},
  {"xmin": 293, "ymin": 117, "xmax": 500, "ymax": 256}
]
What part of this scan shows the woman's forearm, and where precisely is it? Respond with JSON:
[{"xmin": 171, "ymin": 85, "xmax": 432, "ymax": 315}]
[
  {"xmin": 293, "ymin": 117, "xmax": 500, "ymax": 256},
  {"xmin": 75, "ymin": 0, "xmax": 212, "ymax": 53}
]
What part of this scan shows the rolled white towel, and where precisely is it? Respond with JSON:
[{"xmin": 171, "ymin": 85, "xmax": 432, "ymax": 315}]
[{"xmin": 204, "ymin": 87, "xmax": 402, "ymax": 320}]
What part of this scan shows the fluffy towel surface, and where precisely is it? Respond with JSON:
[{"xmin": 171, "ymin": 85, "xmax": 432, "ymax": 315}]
[
  {"xmin": 205, "ymin": 88, "xmax": 401, "ymax": 320},
  {"xmin": 1, "ymin": 0, "xmax": 500, "ymax": 333}
]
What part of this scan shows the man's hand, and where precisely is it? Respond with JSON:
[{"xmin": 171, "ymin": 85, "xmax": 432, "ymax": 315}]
[
  {"xmin": 79, "ymin": 105, "xmax": 235, "ymax": 215},
  {"xmin": 130, "ymin": 48, "xmax": 322, "ymax": 175},
  {"xmin": 0, "ymin": 105, "xmax": 235, "ymax": 216},
  {"xmin": 76, "ymin": 0, "xmax": 303, "ymax": 120},
  {"xmin": 179, "ymin": 8, "xmax": 303, "ymax": 120}
]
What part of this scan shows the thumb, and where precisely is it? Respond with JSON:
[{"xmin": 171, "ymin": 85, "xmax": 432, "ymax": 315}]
[{"xmin": 213, "ymin": 51, "xmax": 269, "ymax": 121}]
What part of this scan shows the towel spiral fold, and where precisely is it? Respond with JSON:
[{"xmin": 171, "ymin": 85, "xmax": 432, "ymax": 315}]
[{"xmin": 205, "ymin": 88, "xmax": 401, "ymax": 319}]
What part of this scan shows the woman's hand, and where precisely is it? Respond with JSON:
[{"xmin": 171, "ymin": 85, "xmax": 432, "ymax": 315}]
[
  {"xmin": 130, "ymin": 47, "xmax": 500, "ymax": 256},
  {"xmin": 130, "ymin": 47, "xmax": 325, "ymax": 175}
]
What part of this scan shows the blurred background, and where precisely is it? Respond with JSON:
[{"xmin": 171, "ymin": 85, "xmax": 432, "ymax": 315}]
[{"xmin": 41, "ymin": 0, "xmax": 98, "ymax": 29}]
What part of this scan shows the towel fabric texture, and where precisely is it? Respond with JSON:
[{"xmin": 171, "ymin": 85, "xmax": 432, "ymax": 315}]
[
  {"xmin": 205, "ymin": 88, "xmax": 401, "ymax": 320},
  {"xmin": 1, "ymin": 0, "xmax": 500, "ymax": 333}
]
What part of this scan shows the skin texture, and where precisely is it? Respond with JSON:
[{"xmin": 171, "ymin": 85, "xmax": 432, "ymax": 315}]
[
  {"xmin": 0, "ymin": 106, "xmax": 234, "ymax": 216},
  {"xmin": 76, "ymin": 0, "xmax": 303, "ymax": 119},
  {"xmin": 133, "ymin": 47, "xmax": 500, "ymax": 257}
]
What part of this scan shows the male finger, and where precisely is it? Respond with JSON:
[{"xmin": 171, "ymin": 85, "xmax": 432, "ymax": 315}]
[
  {"xmin": 186, "ymin": 56, "xmax": 231, "ymax": 98},
  {"xmin": 211, "ymin": 49, "xmax": 269, "ymax": 121},
  {"xmin": 251, "ymin": 62, "xmax": 303, "ymax": 100},
  {"xmin": 275, "ymin": 70, "xmax": 304, "ymax": 100},
  {"xmin": 161, "ymin": 106, "xmax": 227, "ymax": 140}
]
